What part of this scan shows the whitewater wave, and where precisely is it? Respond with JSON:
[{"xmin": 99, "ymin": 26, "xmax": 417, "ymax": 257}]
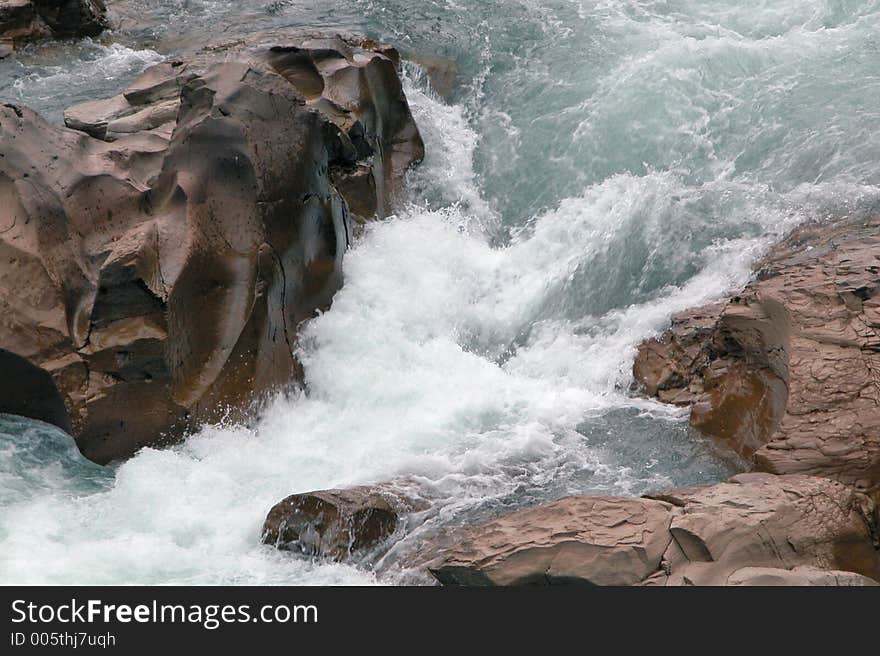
[
  {"xmin": 1, "ymin": 0, "xmax": 879, "ymax": 584},
  {"xmin": 4, "ymin": 42, "xmax": 164, "ymax": 124}
]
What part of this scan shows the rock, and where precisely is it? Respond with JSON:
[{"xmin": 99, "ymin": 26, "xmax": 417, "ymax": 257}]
[
  {"xmin": 726, "ymin": 566, "xmax": 878, "ymax": 586},
  {"xmin": 0, "ymin": 348, "xmax": 72, "ymax": 432},
  {"xmin": 0, "ymin": 1, "xmax": 36, "ymax": 42},
  {"xmin": 262, "ymin": 485, "xmax": 427, "ymax": 560},
  {"xmin": 408, "ymin": 54, "xmax": 458, "ymax": 99},
  {"xmin": 429, "ymin": 474, "xmax": 880, "ymax": 586},
  {"xmin": 0, "ymin": 31, "xmax": 423, "ymax": 463},
  {"xmin": 633, "ymin": 218, "xmax": 880, "ymax": 498},
  {"xmin": 29, "ymin": 0, "xmax": 106, "ymax": 37},
  {"xmin": 0, "ymin": 0, "xmax": 107, "ymax": 54},
  {"xmin": 430, "ymin": 496, "xmax": 676, "ymax": 586},
  {"xmin": 644, "ymin": 473, "xmax": 879, "ymax": 585},
  {"xmin": 64, "ymin": 31, "xmax": 425, "ymax": 222}
]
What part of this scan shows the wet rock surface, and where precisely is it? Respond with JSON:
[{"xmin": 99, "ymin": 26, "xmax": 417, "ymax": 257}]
[
  {"xmin": 0, "ymin": 0, "xmax": 107, "ymax": 56},
  {"xmin": 429, "ymin": 219, "xmax": 880, "ymax": 587},
  {"xmin": 0, "ymin": 31, "xmax": 423, "ymax": 463},
  {"xmin": 262, "ymin": 485, "xmax": 428, "ymax": 560},
  {"xmin": 429, "ymin": 473, "xmax": 880, "ymax": 586},
  {"xmin": 633, "ymin": 218, "xmax": 880, "ymax": 499},
  {"xmin": 429, "ymin": 495, "xmax": 675, "ymax": 586}
]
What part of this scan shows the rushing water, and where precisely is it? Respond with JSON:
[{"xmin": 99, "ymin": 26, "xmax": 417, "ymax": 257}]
[{"xmin": 1, "ymin": 0, "xmax": 880, "ymax": 584}]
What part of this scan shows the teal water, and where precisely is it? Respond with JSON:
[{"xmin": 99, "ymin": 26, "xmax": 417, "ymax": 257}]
[{"xmin": 0, "ymin": 0, "xmax": 878, "ymax": 583}]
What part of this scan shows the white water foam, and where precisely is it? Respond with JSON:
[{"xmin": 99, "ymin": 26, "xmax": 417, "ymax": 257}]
[
  {"xmin": 2, "ymin": 0, "xmax": 880, "ymax": 584},
  {"xmin": 5, "ymin": 42, "xmax": 164, "ymax": 123},
  {"xmin": 0, "ymin": 67, "xmax": 808, "ymax": 585}
]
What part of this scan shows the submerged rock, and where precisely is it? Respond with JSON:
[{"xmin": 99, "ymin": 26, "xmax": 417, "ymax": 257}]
[
  {"xmin": 0, "ymin": 32, "xmax": 423, "ymax": 463},
  {"xmin": 0, "ymin": 0, "xmax": 107, "ymax": 57},
  {"xmin": 429, "ymin": 474, "xmax": 880, "ymax": 586},
  {"xmin": 633, "ymin": 218, "xmax": 880, "ymax": 500},
  {"xmin": 263, "ymin": 486, "xmax": 427, "ymax": 560}
]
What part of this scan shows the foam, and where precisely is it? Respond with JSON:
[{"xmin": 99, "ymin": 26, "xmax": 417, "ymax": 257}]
[{"xmin": 1, "ymin": 0, "xmax": 879, "ymax": 584}]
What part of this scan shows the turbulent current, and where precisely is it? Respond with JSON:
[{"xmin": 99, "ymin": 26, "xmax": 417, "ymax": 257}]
[{"xmin": 2, "ymin": 0, "xmax": 880, "ymax": 584}]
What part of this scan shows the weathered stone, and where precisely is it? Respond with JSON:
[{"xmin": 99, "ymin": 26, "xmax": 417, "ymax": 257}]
[
  {"xmin": 0, "ymin": 348, "xmax": 72, "ymax": 432},
  {"xmin": 64, "ymin": 31, "xmax": 425, "ymax": 220},
  {"xmin": 726, "ymin": 566, "xmax": 878, "ymax": 586},
  {"xmin": 263, "ymin": 486, "xmax": 427, "ymax": 560},
  {"xmin": 408, "ymin": 54, "xmax": 458, "ymax": 99},
  {"xmin": 645, "ymin": 473, "xmax": 879, "ymax": 585},
  {"xmin": 0, "ymin": 0, "xmax": 106, "ymax": 54},
  {"xmin": 0, "ymin": 31, "xmax": 423, "ymax": 463},
  {"xmin": 429, "ymin": 474, "xmax": 880, "ymax": 586},
  {"xmin": 0, "ymin": 1, "xmax": 37, "ymax": 42},
  {"xmin": 429, "ymin": 496, "xmax": 675, "ymax": 586},
  {"xmin": 634, "ymin": 218, "xmax": 880, "ymax": 498}
]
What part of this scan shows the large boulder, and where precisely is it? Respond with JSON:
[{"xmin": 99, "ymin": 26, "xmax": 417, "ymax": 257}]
[
  {"xmin": 262, "ymin": 485, "xmax": 428, "ymax": 560},
  {"xmin": 429, "ymin": 496, "xmax": 675, "ymax": 586},
  {"xmin": 0, "ymin": 32, "xmax": 423, "ymax": 463},
  {"xmin": 0, "ymin": 0, "xmax": 107, "ymax": 57},
  {"xmin": 63, "ymin": 31, "xmax": 424, "ymax": 224},
  {"xmin": 633, "ymin": 218, "xmax": 880, "ymax": 499},
  {"xmin": 429, "ymin": 474, "xmax": 880, "ymax": 586},
  {"xmin": 643, "ymin": 473, "xmax": 879, "ymax": 585}
]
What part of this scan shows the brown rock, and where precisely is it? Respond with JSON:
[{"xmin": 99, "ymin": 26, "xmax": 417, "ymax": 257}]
[
  {"xmin": 429, "ymin": 496, "xmax": 676, "ymax": 586},
  {"xmin": 633, "ymin": 218, "xmax": 880, "ymax": 498},
  {"xmin": 429, "ymin": 474, "xmax": 880, "ymax": 586},
  {"xmin": 0, "ymin": 0, "xmax": 106, "ymax": 54},
  {"xmin": 726, "ymin": 566, "xmax": 878, "ymax": 586},
  {"xmin": 408, "ymin": 54, "xmax": 458, "ymax": 99},
  {"xmin": 0, "ymin": 31, "xmax": 423, "ymax": 463},
  {"xmin": 0, "ymin": 1, "xmax": 37, "ymax": 42},
  {"xmin": 644, "ymin": 473, "xmax": 879, "ymax": 585},
  {"xmin": 262, "ymin": 486, "xmax": 427, "ymax": 560}
]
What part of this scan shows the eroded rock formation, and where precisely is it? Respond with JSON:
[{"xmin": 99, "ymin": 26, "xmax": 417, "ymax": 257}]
[
  {"xmin": 262, "ymin": 485, "xmax": 428, "ymax": 560},
  {"xmin": 0, "ymin": 0, "xmax": 107, "ymax": 57},
  {"xmin": 427, "ymin": 218, "xmax": 880, "ymax": 587},
  {"xmin": 430, "ymin": 495, "xmax": 674, "ymax": 586},
  {"xmin": 0, "ymin": 32, "xmax": 423, "ymax": 463},
  {"xmin": 633, "ymin": 218, "xmax": 880, "ymax": 500},
  {"xmin": 429, "ymin": 474, "xmax": 880, "ymax": 586}
]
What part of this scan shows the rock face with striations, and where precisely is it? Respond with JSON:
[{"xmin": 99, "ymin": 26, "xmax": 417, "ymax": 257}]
[
  {"xmin": 633, "ymin": 218, "xmax": 880, "ymax": 500},
  {"xmin": 429, "ymin": 473, "xmax": 880, "ymax": 586},
  {"xmin": 0, "ymin": 32, "xmax": 423, "ymax": 463},
  {"xmin": 0, "ymin": 0, "xmax": 107, "ymax": 57}
]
